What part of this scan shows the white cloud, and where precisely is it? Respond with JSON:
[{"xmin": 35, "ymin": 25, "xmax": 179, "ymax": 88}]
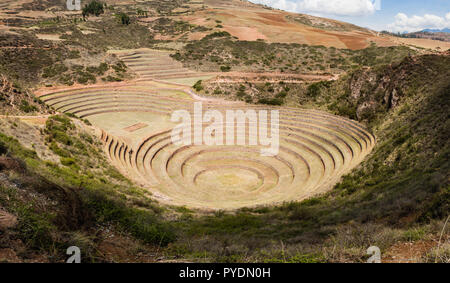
[
  {"xmin": 387, "ymin": 12, "xmax": 450, "ymax": 33},
  {"xmin": 249, "ymin": 0, "xmax": 377, "ymax": 16}
]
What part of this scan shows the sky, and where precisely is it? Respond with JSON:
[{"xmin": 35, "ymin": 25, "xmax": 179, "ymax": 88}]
[{"xmin": 248, "ymin": 0, "xmax": 450, "ymax": 33}]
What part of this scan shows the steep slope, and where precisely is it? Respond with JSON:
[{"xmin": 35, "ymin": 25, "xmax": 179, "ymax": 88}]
[
  {"xmin": 0, "ymin": 115, "xmax": 176, "ymax": 262},
  {"xmin": 320, "ymin": 53, "xmax": 450, "ymax": 222}
]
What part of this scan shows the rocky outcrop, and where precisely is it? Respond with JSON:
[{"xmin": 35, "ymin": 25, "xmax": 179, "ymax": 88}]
[
  {"xmin": 0, "ymin": 74, "xmax": 47, "ymax": 115},
  {"xmin": 346, "ymin": 56, "xmax": 422, "ymax": 121}
]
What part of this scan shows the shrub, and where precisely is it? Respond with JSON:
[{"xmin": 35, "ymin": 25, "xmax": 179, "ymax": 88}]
[
  {"xmin": 258, "ymin": 98, "xmax": 284, "ymax": 106},
  {"xmin": 276, "ymin": 91, "xmax": 288, "ymax": 99},
  {"xmin": 86, "ymin": 63, "xmax": 109, "ymax": 75},
  {"xmin": 103, "ymin": 75, "xmax": 122, "ymax": 82},
  {"xmin": 220, "ymin": 65, "xmax": 231, "ymax": 72},
  {"xmin": 82, "ymin": 1, "xmax": 105, "ymax": 19},
  {"xmin": 42, "ymin": 64, "xmax": 68, "ymax": 78},
  {"xmin": 76, "ymin": 71, "xmax": 96, "ymax": 84},
  {"xmin": 19, "ymin": 100, "xmax": 38, "ymax": 113},
  {"xmin": 49, "ymin": 142, "xmax": 71, "ymax": 158},
  {"xmin": 118, "ymin": 12, "xmax": 130, "ymax": 25},
  {"xmin": 193, "ymin": 80, "xmax": 203, "ymax": 91},
  {"xmin": 307, "ymin": 81, "xmax": 331, "ymax": 97},
  {"xmin": 205, "ymin": 31, "xmax": 231, "ymax": 39}
]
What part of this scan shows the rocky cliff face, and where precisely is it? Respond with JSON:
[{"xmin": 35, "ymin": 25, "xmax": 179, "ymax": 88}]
[
  {"xmin": 346, "ymin": 55, "xmax": 446, "ymax": 122},
  {"xmin": 0, "ymin": 75, "xmax": 47, "ymax": 115}
]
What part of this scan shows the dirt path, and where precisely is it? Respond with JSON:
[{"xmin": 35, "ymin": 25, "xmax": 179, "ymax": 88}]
[
  {"xmin": 213, "ymin": 72, "xmax": 336, "ymax": 80},
  {"xmin": 186, "ymin": 88, "xmax": 243, "ymax": 105}
]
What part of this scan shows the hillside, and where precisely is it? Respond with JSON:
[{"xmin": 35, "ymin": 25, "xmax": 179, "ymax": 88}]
[
  {"xmin": 0, "ymin": 0, "xmax": 449, "ymax": 263},
  {"xmin": 1, "ymin": 0, "xmax": 449, "ymax": 51}
]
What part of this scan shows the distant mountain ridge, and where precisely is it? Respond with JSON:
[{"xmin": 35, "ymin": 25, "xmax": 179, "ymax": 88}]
[
  {"xmin": 422, "ymin": 28, "xmax": 450, "ymax": 33},
  {"xmin": 381, "ymin": 28, "xmax": 450, "ymax": 43}
]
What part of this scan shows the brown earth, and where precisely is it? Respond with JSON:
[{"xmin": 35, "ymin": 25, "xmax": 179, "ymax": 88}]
[
  {"xmin": 175, "ymin": 0, "xmax": 447, "ymax": 50},
  {"xmin": 383, "ymin": 240, "xmax": 438, "ymax": 263},
  {"xmin": 0, "ymin": 208, "xmax": 17, "ymax": 230}
]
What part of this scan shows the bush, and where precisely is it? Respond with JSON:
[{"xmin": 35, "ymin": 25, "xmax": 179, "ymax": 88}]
[
  {"xmin": 258, "ymin": 98, "xmax": 284, "ymax": 106},
  {"xmin": 205, "ymin": 31, "xmax": 231, "ymax": 39},
  {"xmin": 19, "ymin": 100, "xmax": 38, "ymax": 113},
  {"xmin": 86, "ymin": 63, "xmax": 109, "ymax": 75},
  {"xmin": 103, "ymin": 75, "xmax": 122, "ymax": 82},
  {"xmin": 42, "ymin": 64, "xmax": 68, "ymax": 78},
  {"xmin": 49, "ymin": 142, "xmax": 71, "ymax": 158},
  {"xmin": 193, "ymin": 80, "xmax": 203, "ymax": 91},
  {"xmin": 118, "ymin": 13, "xmax": 130, "ymax": 25},
  {"xmin": 76, "ymin": 71, "xmax": 96, "ymax": 84},
  {"xmin": 82, "ymin": 1, "xmax": 105, "ymax": 19},
  {"xmin": 307, "ymin": 81, "xmax": 331, "ymax": 97},
  {"xmin": 220, "ymin": 65, "xmax": 231, "ymax": 72}
]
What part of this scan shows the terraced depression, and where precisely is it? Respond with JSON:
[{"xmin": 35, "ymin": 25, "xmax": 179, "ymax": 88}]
[
  {"xmin": 37, "ymin": 49, "xmax": 375, "ymax": 210},
  {"xmin": 111, "ymin": 49, "xmax": 215, "ymax": 86}
]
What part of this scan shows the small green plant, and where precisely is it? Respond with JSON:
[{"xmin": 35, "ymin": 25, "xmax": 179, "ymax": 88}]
[{"xmin": 118, "ymin": 12, "xmax": 130, "ymax": 25}]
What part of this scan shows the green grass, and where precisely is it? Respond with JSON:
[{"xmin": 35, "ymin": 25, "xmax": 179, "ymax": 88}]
[{"xmin": 0, "ymin": 118, "xmax": 176, "ymax": 257}]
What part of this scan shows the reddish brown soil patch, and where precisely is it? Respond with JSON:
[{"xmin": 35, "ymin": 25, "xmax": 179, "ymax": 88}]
[
  {"xmin": 336, "ymin": 33, "xmax": 370, "ymax": 50},
  {"xmin": 222, "ymin": 25, "xmax": 266, "ymax": 41},
  {"xmin": 0, "ymin": 157, "xmax": 24, "ymax": 172},
  {"xmin": 0, "ymin": 248, "xmax": 21, "ymax": 263},
  {"xmin": 188, "ymin": 32, "xmax": 208, "ymax": 41},
  {"xmin": 383, "ymin": 240, "xmax": 437, "ymax": 263},
  {"xmin": 97, "ymin": 234, "xmax": 159, "ymax": 263},
  {"xmin": 256, "ymin": 12, "xmax": 287, "ymax": 24},
  {"xmin": 0, "ymin": 208, "xmax": 17, "ymax": 230}
]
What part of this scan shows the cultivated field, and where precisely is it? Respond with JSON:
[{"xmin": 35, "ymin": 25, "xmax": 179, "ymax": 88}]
[
  {"xmin": 176, "ymin": 0, "xmax": 394, "ymax": 49},
  {"xmin": 38, "ymin": 62, "xmax": 375, "ymax": 209}
]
